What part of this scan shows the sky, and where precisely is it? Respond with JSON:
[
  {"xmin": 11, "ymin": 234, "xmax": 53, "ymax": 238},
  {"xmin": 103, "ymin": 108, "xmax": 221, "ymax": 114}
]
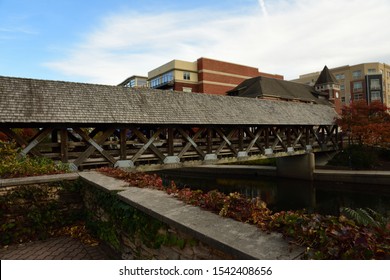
[{"xmin": 1, "ymin": 0, "xmax": 390, "ymax": 85}]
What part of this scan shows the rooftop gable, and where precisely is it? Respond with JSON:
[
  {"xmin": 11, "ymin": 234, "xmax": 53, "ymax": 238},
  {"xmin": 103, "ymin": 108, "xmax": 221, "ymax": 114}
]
[
  {"xmin": 315, "ymin": 65, "xmax": 338, "ymax": 85},
  {"xmin": 227, "ymin": 76, "xmax": 330, "ymax": 105}
]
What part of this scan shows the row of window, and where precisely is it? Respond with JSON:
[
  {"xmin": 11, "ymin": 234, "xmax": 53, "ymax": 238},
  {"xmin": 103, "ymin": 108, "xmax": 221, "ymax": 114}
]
[
  {"xmin": 335, "ymin": 69, "xmax": 389, "ymax": 81},
  {"xmin": 150, "ymin": 71, "xmax": 174, "ymax": 88},
  {"xmin": 150, "ymin": 71, "xmax": 192, "ymax": 88}
]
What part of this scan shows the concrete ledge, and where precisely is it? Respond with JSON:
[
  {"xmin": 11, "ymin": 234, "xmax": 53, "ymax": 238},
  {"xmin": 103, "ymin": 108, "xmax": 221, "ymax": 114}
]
[
  {"xmin": 0, "ymin": 173, "xmax": 79, "ymax": 187},
  {"xmin": 79, "ymin": 171, "xmax": 129, "ymax": 192},
  {"xmin": 118, "ymin": 187, "xmax": 303, "ymax": 260}
]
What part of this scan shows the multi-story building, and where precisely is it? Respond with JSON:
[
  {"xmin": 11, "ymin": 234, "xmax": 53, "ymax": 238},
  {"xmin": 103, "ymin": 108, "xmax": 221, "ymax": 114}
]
[
  {"xmin": 292, "ymin": 63, "xmax": 390, "ymax": 108},
  {"xmin": 146, "ymin": 57, "xmax": 283, "ymax": 95}
]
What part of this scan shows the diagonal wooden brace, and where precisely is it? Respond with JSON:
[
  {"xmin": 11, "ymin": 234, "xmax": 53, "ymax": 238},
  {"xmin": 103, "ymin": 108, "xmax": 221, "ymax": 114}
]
[
  {"xmin": 72, "ymin": 127, "xmax": 116, "ymax": 167},
  {"xmin": 131, "ymin": 128, "xmax": 166, "ymax": 162},
  {"xmin": 215, "ymin": 128, "xmax": 237, "ymax": 156},
  {"xmin": 270, "ymin": 127, "xmax": 287, "ymax": 151},
  {"xmin": 0, "ymin": 127, "xmax": 43, "ymax": 157},
  {"xmin": 245, "ymin": 127, "xmax": 265, "ymax": 153},
  {"xmin": 19, "ymin": 128, "xmax": 52, "ymax": 158},
  {"xmin": 177, "ymin": 128, "xmax": 206, "ymax": 159}
]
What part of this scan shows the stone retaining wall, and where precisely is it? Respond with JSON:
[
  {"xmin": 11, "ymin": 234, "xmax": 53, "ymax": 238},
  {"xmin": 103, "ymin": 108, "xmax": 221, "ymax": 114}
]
[
  {"xmin": 80, "ymin": 171, "xmax": 302, "ymax": 260},
  {"xmin": 0, "ymin": 175, "xmax": 83, "ymax": 245}
]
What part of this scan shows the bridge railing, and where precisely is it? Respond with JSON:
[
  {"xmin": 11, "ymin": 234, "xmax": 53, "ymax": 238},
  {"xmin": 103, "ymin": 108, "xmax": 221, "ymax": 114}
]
[{"xmin": 0, "ymin": 124, "xmax": 338, "ymax": 170}]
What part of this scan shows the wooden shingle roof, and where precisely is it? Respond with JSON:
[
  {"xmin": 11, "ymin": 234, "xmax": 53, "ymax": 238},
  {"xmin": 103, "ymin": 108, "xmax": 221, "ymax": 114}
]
[
  {"xmin": 226, "ymin": 76, "xmax": 330, "ymax": 104},
  {"xmin": 0, "ymin": 76, "xmax": 337, "ymax": 126}
]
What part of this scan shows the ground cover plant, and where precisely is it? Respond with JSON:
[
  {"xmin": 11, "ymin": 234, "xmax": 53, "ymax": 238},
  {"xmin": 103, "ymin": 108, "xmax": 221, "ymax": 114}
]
[
  {"xmin": 0, "ymin": 141, "xmax": 69, "ymax": 179},
  {"xmin": 97, "ymin": 167, "xmax": 390, "ymax": 259}
]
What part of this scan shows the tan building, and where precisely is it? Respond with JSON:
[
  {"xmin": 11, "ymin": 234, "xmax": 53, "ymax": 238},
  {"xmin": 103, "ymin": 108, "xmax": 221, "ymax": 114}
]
[{"xmin": 292, "ymin": 63, "xmax": 390, "ymax": 107}]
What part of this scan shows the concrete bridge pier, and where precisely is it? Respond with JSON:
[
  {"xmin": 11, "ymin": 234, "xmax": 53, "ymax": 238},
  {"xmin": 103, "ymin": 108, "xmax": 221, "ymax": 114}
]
[{"xmin": 276, "ymin": 153, "xmax": 315, "ymax": 181}]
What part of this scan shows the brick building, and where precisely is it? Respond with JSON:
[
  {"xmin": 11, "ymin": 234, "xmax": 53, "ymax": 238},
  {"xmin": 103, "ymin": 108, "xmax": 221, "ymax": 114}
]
[{"xmin": 121, "ymin": 57, "xmax": 283, "ymax": 95}]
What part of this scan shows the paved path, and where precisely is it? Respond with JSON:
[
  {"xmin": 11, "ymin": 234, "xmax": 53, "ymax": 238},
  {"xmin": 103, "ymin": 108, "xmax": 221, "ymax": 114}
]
[{"xmin": 0, "ymin": 236, "xmax": 111, "ymax": 260}]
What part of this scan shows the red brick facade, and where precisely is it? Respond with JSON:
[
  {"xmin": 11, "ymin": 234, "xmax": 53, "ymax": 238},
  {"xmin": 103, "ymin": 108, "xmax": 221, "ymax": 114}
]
[{"xmin": 195, "ymin": 57, "xmax": 283, "ymax": 95}]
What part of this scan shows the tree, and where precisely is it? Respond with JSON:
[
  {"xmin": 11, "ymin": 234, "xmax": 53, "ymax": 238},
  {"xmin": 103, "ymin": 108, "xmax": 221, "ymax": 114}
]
[{"xmin": 337, "ymin": 100, "xmax": 390, "ymax": 147}]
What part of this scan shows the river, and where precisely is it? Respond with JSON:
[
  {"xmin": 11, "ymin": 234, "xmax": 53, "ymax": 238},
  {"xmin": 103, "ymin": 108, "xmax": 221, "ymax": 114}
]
[{"xmin": 155, "ymin": 167, "xmax": 390, "ymax": 216}]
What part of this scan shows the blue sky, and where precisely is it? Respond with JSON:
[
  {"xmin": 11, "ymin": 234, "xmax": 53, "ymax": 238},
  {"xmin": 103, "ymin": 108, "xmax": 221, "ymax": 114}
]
[{"xmin": 1, "ymin": 0, "xmax": 390, "ymax": 85}]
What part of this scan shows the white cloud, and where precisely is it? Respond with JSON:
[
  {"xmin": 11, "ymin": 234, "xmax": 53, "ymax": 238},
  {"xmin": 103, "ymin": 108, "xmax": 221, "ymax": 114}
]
[{"xmin": 44, "ymin": 0, "xmax": 390, "ymax": 84}]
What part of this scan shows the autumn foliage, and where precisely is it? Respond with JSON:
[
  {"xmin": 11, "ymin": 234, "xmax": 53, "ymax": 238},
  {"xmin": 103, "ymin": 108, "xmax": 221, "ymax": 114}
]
[{"xmin": 337, "ymin": 101, "xmax": 390, "ymax": 147}]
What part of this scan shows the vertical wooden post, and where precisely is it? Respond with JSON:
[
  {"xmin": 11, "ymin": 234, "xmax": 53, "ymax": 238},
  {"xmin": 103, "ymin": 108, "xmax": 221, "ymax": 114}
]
[
  {"xmin": 238, "ymin": 128, "xmax": 244, "ymax": 151},
  {"xmin": 168, "ymin": 128, "xmax": 174, "ymax": 156},
  {"xmin": 286, "ymin": 127, "xmax": 291, "ymax": 147},
  {"xmin": 120, "ymin": 128, "xmax": 127, "ymax": 160},
  {"xmin": 207, "ymin": 128, "xmax": 213, "ymax": 154},
  {"xmin": 305, "ymin": 126, "xmax": 310, "ymax": 146},
  {"xmin": 60, "ymin": 128, "xmax": 69, "ymax": 163},
  {"xmin": 265, "ymin": 127, "xmax": 270, "ymax": 149},
  {"xmin": 52, "ymin": 129, "xmax": 59, "ymax": 154}
]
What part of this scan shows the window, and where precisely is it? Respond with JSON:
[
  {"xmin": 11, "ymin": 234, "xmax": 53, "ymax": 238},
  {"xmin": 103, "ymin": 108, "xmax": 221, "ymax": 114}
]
[
  {"xmin": 368, "ymin": 68, "xmax": 377, "ymax": 73},
  {"xmin": 352, "ymin": 70, "xmax": 362, "ymax": 79},
  {"xmin": 341, "ymin": 97, "xmax": 346, "ymax": 103},
  {"xmin": 354, "ymin": 93, "xmax": 363, "ymax": 100},
  {"xmin": 183, "ymin": 72, "xmax": 191, "ymax": 80},
  {"xmin": 353, "ymin": 81, "xmax": 363, "ymax": 92},
  {"xmin": 340, "ymin": 84, "xmax": 345, "ymax": 91},
  {"xmin": 335, "ymin": 73, "xmax": 345, "ymax": 80},
  {"xmin": 371, "ymin": 91, "xmax": 381, "ymax": 101},
  {"xmin": 370, "ymin": 79, "xmax": 381, "ymax": 90}
]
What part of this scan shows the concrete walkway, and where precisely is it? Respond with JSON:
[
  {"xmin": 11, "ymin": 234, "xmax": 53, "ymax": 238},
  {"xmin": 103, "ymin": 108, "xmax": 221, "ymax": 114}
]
[{"xmin": 0, "ymin": 236, "xmax": 111, "ymax": 260}]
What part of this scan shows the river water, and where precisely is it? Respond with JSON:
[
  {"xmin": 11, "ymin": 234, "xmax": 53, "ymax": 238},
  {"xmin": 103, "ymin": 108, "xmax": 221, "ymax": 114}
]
[{"xmin": 156, "ymin": 168, "xmax": 390, "ymax": 216}]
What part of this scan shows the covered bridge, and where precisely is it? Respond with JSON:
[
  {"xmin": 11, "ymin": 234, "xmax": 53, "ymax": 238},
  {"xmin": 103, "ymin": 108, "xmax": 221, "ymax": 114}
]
[{"xmin": 0, "ymin": 76, "xmax": 339, "ymax": 170}]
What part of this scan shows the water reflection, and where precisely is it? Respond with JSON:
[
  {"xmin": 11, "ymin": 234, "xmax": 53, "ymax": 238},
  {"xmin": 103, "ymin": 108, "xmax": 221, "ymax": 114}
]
[{"xmin": 156, "ymin": 169, "xmax": 390, "ymax": 216}]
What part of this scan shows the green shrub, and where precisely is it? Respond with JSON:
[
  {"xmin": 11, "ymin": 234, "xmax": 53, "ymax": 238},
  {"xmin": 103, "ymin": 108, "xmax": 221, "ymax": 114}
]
[{"xmin": 0, "ymin": 141, "xmax": 69, "ymax": 178}]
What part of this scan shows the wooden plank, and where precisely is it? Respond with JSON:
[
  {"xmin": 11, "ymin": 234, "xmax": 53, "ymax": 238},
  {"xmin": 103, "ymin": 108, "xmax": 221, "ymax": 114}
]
[
  {"xmin": 72, "ymin": 127, "xmax": 116, "ymax": 167},
  {"xmin": 131, "ymin": 127, "xmax": 166, "ymax": 162},
  {"xmin": 177, "ymin": 128, "xmax": 205, "ymax": 159}
]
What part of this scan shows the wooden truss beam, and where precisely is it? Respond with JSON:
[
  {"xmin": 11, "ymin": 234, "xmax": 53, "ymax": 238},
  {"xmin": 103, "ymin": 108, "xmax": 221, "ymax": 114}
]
[{"xmin": 72, "ymin": 127, "xmax": 116, "ymax": 168}]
